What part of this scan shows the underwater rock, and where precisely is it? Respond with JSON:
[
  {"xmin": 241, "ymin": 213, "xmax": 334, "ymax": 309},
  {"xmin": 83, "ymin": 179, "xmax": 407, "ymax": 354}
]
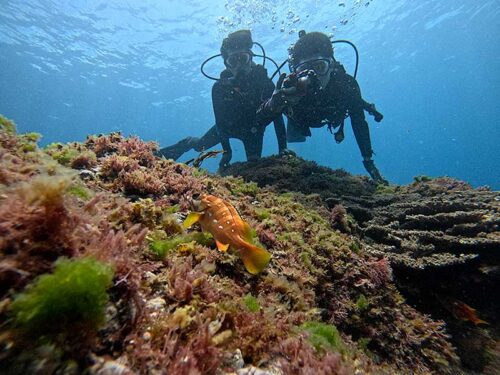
[
  {"xmin": 224, "ymin": 156, "xmax": 500, "ymax": 373},
  {"xmin": 224, "ymin": 157, "xmax": 499, "ymax": 270},
  {"xmin": 222, "ymin": 155, "xmax": 376, "ymax": 199}
]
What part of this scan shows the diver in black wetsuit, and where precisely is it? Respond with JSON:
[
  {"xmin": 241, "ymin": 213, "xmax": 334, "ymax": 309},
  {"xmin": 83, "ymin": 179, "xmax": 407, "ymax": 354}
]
[
  {"xmin": 158, "ymin": 30, "xmax": 288, "ymax": 171},
  {"xmin": 258, "ymin": 31, "xmax": 387, "ymax": 184}
]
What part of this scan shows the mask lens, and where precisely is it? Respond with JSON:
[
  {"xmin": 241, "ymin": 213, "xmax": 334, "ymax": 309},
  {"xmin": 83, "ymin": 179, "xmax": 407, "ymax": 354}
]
[
  {"xmin": 226, "ymin": 52, "xmax": 251, "ymax": 68},
  {"xmin": 296, "ymin": 59, "xmax": 330, "ymax": 76}
]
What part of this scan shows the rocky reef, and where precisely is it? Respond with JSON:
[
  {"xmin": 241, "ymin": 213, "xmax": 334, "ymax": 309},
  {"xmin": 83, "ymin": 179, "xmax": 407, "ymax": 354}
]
[
  {"xmin": 224, "ymin": 155, "xmax": 500, "ymax": 373},
  {"xmin": 0, "ymin": 115, "xmax": 497, "ymax": 374}
]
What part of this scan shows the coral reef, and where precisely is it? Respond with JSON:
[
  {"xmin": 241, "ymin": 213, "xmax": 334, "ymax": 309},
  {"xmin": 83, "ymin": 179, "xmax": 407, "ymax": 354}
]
[{"xmin": 2, "ymin": 119, "xmax": 495, "ymax": 373}]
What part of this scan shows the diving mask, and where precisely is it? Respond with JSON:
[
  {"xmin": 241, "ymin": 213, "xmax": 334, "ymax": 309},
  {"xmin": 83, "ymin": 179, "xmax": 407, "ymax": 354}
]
[
  {"xmin": 225, "ymin": 51, "xmax": 252, "ymax": 69},
  {"xmin": 294, "ymin": 58, "xmax": 331, "ymax": 76}
]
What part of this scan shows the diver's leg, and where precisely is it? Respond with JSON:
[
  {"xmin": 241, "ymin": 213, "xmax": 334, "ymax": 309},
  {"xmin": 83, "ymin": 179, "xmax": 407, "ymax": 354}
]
[
  {"xmin": 243, "ymin": 134, "xmax": 263, "ymax": 161},
  {"xmin": 193, "ymin": 125, "xmax": 220, "ymax": 152},
  {"xmin": 157, "ymin": 136, "xmax": 200, "ymax": 160},
  {"xmin": 157, "ymin": 125, "xmax": 220, "ymax": 160}
]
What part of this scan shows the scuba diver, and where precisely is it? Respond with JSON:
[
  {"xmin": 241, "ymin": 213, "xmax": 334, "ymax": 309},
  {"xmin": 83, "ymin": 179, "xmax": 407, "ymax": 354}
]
[
  {"xmin": 157, "ymin": 30, "xmax": 288, "ymax": 171},
  {"xmin": 258, "ymin": 31, "xmax": 388, "ymax": 184}
]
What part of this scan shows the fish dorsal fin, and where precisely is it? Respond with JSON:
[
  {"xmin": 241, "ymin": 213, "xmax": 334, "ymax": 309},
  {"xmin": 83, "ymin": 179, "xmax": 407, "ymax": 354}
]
[
  {"xmin": 241, "ymin": 221, "xmax": 254, "ymax": 243},
  {"xmin": 215, "ymin": 239, "xmax": 230, "ymax": 252},
  {"xmin": 183, "ymin": 212, "xmax": 202, "ymax": 228}
]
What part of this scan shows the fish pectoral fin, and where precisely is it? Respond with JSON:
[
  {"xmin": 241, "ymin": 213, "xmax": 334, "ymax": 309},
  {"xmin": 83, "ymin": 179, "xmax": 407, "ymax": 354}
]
[
  {"xmin": 183, "ymin": 212, "xmax": 202, "ymax": 228},
  {"xmin": 215, "ymin": 239, "xmax": 230, "ymax": 252},
  {"xmin": 239, "ymin": 242, "xmax": 271, "ymax": 275}
]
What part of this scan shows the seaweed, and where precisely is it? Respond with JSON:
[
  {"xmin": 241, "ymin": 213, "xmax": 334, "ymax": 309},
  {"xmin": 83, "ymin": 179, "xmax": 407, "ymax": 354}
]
[
  {"xmin": 10, "ymin": 257, "xmax": 114, "ymax": 338},
  {"xmin": 243, "ymin": 294, "xmax": 260, "ymax": 312},
  {"xmin": 0, "ymin": 114, "xmax": 16, "ymax": 133},
  {"xmin": 147, "ymin": 231, "xmax": 213, "ymax": 260},
  {"xmin": 300, "ymin": 321, "xmax": 344, "ymax": 354}
]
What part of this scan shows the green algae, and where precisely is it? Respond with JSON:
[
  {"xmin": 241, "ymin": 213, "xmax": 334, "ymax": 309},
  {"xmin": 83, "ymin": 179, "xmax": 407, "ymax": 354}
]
[
  {"xmin": 148, "ymin": 231, "xmax": 213, "ymax": 259},
  {"xmin": 358, "ymin": 337, "xmax": 373, "ymax": 357},
  {"xmin": 413, "ymin": 175, "xmax": 433, "ymax": 183},
  {"xmin": 0, "ymin": 114, "xmax": 16, "ymax": 134},
  {"xmin": 45, "ymin": 143, "xmax": 80, "ymax": 166},
  {"xmin": 231, "ymin": 180, "xmax": 259, "ymax": 196},
  {"xmin": 243, "ymin": 294, "xmax": 260, "ymax": 312},
  {"xmin": 356, "ymin": 294, "xmax": 369, "ymax": 312},
  {"xmin": 67, "ymin": 184, "xmax": 93, "ymax": 200},
  {"xmin": 301, "ymin": 321, "xmax": 344, "ymax": 353},
  {"xmin": 300, "ymin": 251, "xmax": 313, "ymax": 271},
  {"xmin": 18, "ymin": 132, "xmax": 41, "ymax": 152},
  {"xmin": 254, "ymin": 208, "xmax": 271, "ymax": 220},
  {"xmin": 349, "ymin": 242, "xmax": 361, "ymax": 253},
  {"xmin": 164, "ymin": 204, "xmax": 180, "ymax": 213},
  {"xmin": 375, "ymin": 183, "xmax": 398, "ymax": 195},
  {"xmin": 10, "ymin": 258, "xmax": 114, "ymax": 338}
]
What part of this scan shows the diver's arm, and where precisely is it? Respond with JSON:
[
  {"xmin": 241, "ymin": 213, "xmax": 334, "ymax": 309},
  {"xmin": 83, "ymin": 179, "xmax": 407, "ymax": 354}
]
[
  {"xmin": 212, "ymin": 83, "xmax": 233, "ymax": 170},
  {"xmin": 351, "ymin": 108, "xmax": 389, "ymax": 184},
  {"xmin": 346, "ymin": 76, "xmax": 387, "ymax": 184},
  {"xmin": 257, "ymin": 73, "xmax": 288, "ymax": 125},
  {"xmin": 256, "ymin": 74, "xmax": 280, "ymax": 126},
  {"xmin": 259, "ymin": 75, "xmax": 288, "ymax": 153},
  {"xmin": 272, "ymin": 115, "xmax": 288, "ymax": 153},
  {"xmin": 344, "ymin": 75, "xmax": 373, "ymax": 160},
  {"xmin": 350, "ymin": 108, "xmax": 374, "ymax": 160}
]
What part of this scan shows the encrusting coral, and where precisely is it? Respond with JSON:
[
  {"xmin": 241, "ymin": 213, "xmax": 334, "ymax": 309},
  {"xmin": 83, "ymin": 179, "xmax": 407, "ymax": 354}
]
[{"xmin": 2, "ymin": 116, "xmax": 494, "ymax": 374}]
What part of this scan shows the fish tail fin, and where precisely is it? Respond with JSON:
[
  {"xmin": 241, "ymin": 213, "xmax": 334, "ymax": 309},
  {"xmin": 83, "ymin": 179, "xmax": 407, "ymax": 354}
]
[
  {"xmin": 475, "ymin": 318, "xmax": 489, "ymax": 326},
  {"xmin": 238, "ymin": 242, "xmax": 271, "ymax": 275}
]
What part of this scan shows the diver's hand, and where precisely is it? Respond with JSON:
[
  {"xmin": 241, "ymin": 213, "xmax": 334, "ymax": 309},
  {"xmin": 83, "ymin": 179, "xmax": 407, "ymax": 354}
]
[
  {"xmin": 267, "ymin": 73, "xmax": 305, "ymax": 114},
  {"xmin": 279, "ymin": 148, "xmax": 296, "ymax": 157},
  {"xmin": 365, "ymin": 102, "xmax": 384, "ymax": 122},
  {"xmin": 363, "ymin": 159, "xmax": 389, "ymax": 185}
]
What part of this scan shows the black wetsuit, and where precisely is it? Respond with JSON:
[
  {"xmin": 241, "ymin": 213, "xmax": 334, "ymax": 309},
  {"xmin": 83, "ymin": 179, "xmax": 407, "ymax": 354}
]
[
  {"xmin": 213, "ymin": 64, "xmax": 286, "ymax": 161},
  {"xmin": 158, "ymin": 63, "xmax": 286, "ymax": 164},
  {"xmin": 259, "ymin": 61, "xmax": 374, "ymax": 160}
]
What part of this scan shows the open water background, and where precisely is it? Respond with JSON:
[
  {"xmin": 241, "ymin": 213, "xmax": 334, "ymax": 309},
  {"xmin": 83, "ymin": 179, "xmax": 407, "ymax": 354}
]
[{"xmin": 1, "ymin": 0, "xmax": 499, "ymax": 188}]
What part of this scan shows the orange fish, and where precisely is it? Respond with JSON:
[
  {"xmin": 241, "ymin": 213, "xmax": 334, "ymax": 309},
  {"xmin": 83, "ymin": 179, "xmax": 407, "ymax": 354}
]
[
  {"xmin": 183, "ymin": 194, "xmax": 271, "ymax": 275},
  {"xmin": 449, "ymin": 300, "xmax": 488, "ymax": 326}
]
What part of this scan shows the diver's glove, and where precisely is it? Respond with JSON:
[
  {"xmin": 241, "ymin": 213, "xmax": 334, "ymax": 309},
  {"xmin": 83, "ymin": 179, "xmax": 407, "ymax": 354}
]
[
  {"xmin": 363, "ymin": 159, "xmax": 389, "ymax": 185},
  {"xmin": 365, "ymin": 103, "xmax": 384, "ymax": 123}
]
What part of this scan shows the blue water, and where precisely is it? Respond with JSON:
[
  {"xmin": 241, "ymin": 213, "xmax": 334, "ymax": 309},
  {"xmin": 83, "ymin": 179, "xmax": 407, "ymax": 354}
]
[{"xmin": 1, "ymin": 0, "xmax": 499, "ymax": 188}]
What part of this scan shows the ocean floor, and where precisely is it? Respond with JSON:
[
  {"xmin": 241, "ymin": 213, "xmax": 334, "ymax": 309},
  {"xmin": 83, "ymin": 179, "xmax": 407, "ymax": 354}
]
[{"xmin": 0, "ymin": 115, "xmax": 498, "ymax": 374}]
